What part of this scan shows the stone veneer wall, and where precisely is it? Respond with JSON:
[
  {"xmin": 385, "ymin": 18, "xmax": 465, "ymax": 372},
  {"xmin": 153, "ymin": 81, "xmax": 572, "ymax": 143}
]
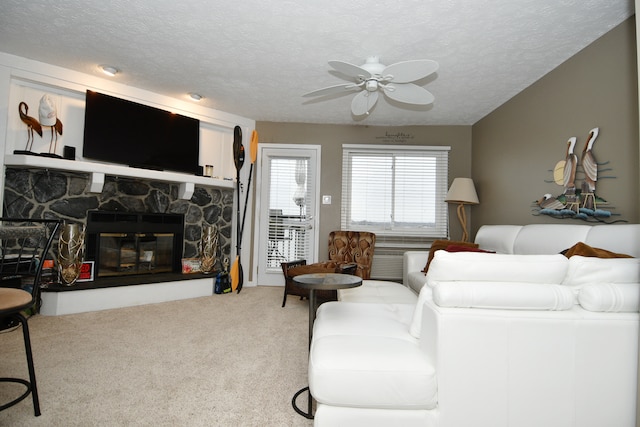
[{"xmin": 3, "ymin": 167, "xmax": 234, "ymax": 263}]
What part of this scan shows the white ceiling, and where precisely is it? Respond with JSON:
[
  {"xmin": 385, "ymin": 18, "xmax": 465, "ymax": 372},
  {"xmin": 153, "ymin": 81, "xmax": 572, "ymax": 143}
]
[{"xmin": 0, "ymin": 0, "xmax": 634, "ymax": 126}]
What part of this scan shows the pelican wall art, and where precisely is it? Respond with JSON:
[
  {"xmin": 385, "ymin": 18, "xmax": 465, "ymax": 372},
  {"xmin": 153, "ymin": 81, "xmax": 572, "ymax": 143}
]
[{"xmin": 534, "ymin": 127, "xmax": 619, "ymax": 222}]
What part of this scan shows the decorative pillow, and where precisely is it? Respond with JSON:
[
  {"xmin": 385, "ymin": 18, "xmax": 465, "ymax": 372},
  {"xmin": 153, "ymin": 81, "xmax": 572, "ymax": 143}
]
[
  {"xmin": 421, "ymin": 240, "xmax": 479, "ymax": 273},
  {"xmin": 433, "ymin": 282, "xmax": 575, "ymax": 310},
  {"xmin": 578, "ymin": 283, "xmax": 640, "ymax": 312},
  {"xmin": 562, "ymin": 241, "xmax": 632, "ymax": 259}
]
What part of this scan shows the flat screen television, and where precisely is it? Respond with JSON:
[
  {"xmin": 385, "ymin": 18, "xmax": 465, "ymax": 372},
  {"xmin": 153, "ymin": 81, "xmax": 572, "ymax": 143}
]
[{"xmin": 83, "ymin": 90, "xmax": 200, "ymax": 175}]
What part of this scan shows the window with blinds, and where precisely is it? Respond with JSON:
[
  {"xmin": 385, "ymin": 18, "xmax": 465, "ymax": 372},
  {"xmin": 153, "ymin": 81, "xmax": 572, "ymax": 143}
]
[{"xmin": 341, "ymin": 144, "xmax": 450, "ymax": 238}]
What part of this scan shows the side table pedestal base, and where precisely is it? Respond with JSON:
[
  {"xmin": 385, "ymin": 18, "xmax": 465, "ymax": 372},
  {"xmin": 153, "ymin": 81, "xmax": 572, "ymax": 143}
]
[{"xmin": 292, "ymin": 386, "xmax": 313, "ymax": 419}]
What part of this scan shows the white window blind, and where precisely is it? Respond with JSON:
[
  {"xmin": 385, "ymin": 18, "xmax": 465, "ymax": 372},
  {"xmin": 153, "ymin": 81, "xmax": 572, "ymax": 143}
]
[{"xmin": 341, "ymin": 144, "xmax": 450, "ymax": 238}]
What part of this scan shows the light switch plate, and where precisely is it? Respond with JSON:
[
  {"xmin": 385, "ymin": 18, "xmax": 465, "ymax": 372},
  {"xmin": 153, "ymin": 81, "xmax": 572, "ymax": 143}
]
[{"xmin": 322, "ymin": 195, "xmax": 332, "ymax": 205}]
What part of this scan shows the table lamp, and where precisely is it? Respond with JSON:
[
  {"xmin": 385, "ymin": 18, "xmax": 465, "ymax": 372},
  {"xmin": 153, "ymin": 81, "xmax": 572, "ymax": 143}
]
[{"xmin": 445, "ymin": 178, "xmax": 479, "ymax": 242}]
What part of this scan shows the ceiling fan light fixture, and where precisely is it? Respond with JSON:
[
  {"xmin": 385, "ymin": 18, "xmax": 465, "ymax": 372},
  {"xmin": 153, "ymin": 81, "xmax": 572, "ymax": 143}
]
[
  {"xmin": 365, "ymin": 80, "xmax": 378, "ymax": 92},
  {"xmin": 362, "ymin": 56, "xmax": 385, "ymax": 75},
  {"xmin": 100, "ymin": 65, "xmax": 119, "ymax": 77}
]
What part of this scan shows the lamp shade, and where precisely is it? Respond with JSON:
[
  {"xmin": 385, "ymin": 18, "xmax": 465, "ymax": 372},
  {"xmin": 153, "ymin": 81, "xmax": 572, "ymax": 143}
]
[{"xmin": 445, "ymin": 178, "xmax": 479, "ymax": 204}]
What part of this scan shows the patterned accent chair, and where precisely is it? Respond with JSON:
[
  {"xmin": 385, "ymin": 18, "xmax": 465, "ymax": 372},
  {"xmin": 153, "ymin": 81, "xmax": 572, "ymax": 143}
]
[{"xmin": 280, "ymin": 231, "xmax": 376, "ymax": 307}]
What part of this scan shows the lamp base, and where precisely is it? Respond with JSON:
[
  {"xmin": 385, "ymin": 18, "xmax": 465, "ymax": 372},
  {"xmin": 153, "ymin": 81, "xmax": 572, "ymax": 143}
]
[{"xmin": 456, "ymin": 203, "xmax": 469, "ymax": 242}]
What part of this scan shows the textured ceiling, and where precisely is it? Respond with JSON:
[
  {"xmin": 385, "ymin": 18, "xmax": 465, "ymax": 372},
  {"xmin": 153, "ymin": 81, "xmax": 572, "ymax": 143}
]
[{"xmin": 0, "ymin": 0, "xmax": 634, "ymax": 126}]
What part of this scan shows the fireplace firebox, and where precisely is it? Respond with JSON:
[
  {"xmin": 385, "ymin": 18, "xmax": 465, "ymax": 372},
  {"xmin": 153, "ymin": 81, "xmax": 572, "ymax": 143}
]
[{"xmin": 86, "ymin": 211, "xmax": 184, "ymax": 278}]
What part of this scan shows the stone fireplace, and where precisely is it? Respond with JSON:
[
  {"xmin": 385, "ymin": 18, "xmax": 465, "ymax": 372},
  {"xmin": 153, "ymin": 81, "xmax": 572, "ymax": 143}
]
[{"xmin": 3, "ymin": 167, "xmax": 234, "ymax": 284}]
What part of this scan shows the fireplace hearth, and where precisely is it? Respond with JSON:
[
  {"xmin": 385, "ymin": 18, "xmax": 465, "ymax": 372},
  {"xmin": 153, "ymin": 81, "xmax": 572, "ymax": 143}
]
[{"xmin": 86, "ymin": 211, "xmax": 184, "ymax": 278}]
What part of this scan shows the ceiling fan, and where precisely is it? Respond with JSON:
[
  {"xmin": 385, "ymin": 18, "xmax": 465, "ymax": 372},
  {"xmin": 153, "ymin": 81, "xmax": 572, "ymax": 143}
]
[{"xmin": 303, "ymin": 56, "xmax": 439, "ymax": 117}]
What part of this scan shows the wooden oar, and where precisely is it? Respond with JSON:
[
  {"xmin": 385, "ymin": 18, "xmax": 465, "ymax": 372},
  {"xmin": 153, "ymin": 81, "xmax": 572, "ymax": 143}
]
[
  {"xmin": 230, "ymin": 125, "xmax": 244, "ymax": 292},
  {"xmin": 239, "ymin": 131, "xmax": 259, "ymax": 241},
  {"xmin": 235, "ymin": 130, "xmax": 258, "ymax": 293}
]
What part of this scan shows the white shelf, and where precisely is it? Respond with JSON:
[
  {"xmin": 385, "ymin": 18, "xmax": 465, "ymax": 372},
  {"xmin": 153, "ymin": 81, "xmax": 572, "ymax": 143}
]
[{"xmin": 5, "ymin": 154, "xmax": 234, "ymax": 199}]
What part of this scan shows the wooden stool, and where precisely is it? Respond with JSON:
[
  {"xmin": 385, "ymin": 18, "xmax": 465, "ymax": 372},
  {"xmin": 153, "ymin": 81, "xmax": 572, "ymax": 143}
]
[
  {"xmin": 0, "ymin": 217, "xmax": 62, "ymax": 417},
  {"xmin": 0, "ymin": 287, "xmax": 41, "ymax": 416}
]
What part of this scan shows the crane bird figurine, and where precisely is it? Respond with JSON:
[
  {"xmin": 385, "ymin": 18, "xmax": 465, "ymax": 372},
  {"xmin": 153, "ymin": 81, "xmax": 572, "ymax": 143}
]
[
  {"xmin": 38, "ymin": 94, "xmax": 63, "ymax": 157},
  {"xmin": 17, "ymin": 101, "xmax": 43, "ymax": 153},
  {"xmin": 581, "ymin": 127, "xmax": 599, "ymax": 209},
  {"xmin": 562, "ymin": 137, "xmax": 578, "ymax": 194},
  {"xmin": 562, "ymin": 136, "xmax": 580, "ymax": 213}
]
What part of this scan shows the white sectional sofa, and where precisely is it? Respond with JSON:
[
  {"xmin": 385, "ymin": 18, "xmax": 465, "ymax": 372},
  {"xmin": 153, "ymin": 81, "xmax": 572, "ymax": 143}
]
[{"xmin": 309, "ymin": 224, "xmax": 640, "ymax": 427}]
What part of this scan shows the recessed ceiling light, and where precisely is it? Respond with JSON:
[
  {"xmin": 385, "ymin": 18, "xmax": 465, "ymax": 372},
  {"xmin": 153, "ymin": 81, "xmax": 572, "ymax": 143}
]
[
  {"xmin": 189, "ymin": 93, "xmax": 203, "ymax": 101},
  {"xmin": 100, "ymin": 65, "xmax": 119, "ymax": 77}
]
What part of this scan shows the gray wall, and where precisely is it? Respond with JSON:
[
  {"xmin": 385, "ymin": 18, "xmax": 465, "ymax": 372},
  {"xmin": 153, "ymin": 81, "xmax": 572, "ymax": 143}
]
[
  {"xmin": 254, "ymin": 123, "xmax": 472, "ymax": 254},
  {"xmin": 472, "ymin": 17, "xmax": 639, "ymax": 236}
]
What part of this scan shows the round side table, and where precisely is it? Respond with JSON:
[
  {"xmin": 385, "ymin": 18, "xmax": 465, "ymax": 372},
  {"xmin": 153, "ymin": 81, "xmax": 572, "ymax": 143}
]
[{"xmin": 291, "ymin": 273, "xmax": 362, "ymax": 419}]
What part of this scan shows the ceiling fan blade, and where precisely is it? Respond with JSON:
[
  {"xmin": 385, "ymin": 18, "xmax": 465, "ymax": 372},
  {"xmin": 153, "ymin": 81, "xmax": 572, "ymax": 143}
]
[
  {"xmin": 383, "ymin": 83, "xmax": 435, "ymax": 105},
  {"xmin": 302, "ymin": 83, "xmax": 360, "ymax": 97},
  {"xmin": 351, "ymin": 90, "xmax": 379, "ymax": 116},
  {"xmin": 328, "ymin": 60, "xmax": 372, "ymax": 79},
  {"xmin": 383, "ymin": 60, "xmax": 439, "ymax": 83}
]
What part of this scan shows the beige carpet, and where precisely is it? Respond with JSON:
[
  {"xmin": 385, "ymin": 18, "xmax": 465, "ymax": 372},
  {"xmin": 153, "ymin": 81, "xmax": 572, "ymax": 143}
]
[{"xmin": 0, "ymin": 286, "xmax": 314, "ymax": 426}]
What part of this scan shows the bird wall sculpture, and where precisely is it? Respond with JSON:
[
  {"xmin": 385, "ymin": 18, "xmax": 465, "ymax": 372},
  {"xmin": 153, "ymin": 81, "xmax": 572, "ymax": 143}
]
[
  {"xmin": 562, "ymin": 137, "xmax": 578, "ymax": 195},
  {"xmin": 560, "ymin": 136, "xmax": 580, "ymax": 214},
  {"xmin": 535, "ymin": 127, "xmax": 613, "ymax": 221},
  {"xmin": 580, "ymin": 128, "xmax": 599, "ymax": 209},
  {"xmin": 537, "ymin": 193, "xmax": 566, "ymax": 210}
]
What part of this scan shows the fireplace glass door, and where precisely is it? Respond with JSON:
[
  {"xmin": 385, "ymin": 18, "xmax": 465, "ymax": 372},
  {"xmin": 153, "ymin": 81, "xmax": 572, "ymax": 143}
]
[{"xmin": 98, "ymin": 232, "xmax": 175, "ymax": 277}]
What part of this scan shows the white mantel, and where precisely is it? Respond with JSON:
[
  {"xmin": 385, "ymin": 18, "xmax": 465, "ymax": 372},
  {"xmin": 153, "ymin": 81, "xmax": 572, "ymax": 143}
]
[{"xmin": 5, "ymin": 154, "xmax": 234, "ymax": 200}]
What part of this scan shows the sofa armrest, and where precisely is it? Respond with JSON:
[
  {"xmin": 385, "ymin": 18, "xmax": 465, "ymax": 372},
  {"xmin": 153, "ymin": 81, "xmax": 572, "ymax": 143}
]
[
  {"xmin": 403, "ymin": 251, "xmax": 429, "ymax": 287},
  {"xmin": 418, "ymin": 298, "xmax": 639, "ymax": 426}
]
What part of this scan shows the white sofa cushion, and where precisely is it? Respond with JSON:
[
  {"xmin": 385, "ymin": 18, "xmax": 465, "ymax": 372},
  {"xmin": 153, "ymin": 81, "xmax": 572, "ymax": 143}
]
[
  {"xmin": 474, "ymin": 224, "xmax": 523, "ymax": 253},
  {"xmin": 409, "ymin": 251, "xmax": 570, "ymax": 338},
  {"xmin": 409, "ymin": 285, "xmax": 433, "ymax": 338},
  {"xmin": 433, "ymin": 282, "xmax": 575, "ymax": 310},
  {"xmin": 585, "ymin": 224, "xmax": 640, "ymax": 258},
  {"xmin": 426, "ymin": 251, "xmax": 569, "ymax": 285},
  {"xmin": 579, "ymin": 283, "xmax": 640, "ymax": 312},
  {"xmin": 563, "ymin": 256, "xmax": 640, "ymax": 290},
  {"xmin": 339, "ymin": 280, "xmax": 418, "ymax": 304},
  {"xmin": 314, "ymin": 301, "xmax": 416, "ymax": 340},
  {"xmin": 406, "ymin": 271, "xmax": 429, "ymax": 295},
  {"xmin": 309, "ymin": 335, "xmax": 437, "ymax": 410},
  {"xmin": 511, "ymin": 224, "xmax": 591, "ymax": 254}
]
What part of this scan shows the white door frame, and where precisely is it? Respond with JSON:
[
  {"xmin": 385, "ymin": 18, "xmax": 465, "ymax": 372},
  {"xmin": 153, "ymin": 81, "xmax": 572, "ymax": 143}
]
[{"xmin": 252, "ymin": 143, "xmax": 321, "ymax": 286}]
